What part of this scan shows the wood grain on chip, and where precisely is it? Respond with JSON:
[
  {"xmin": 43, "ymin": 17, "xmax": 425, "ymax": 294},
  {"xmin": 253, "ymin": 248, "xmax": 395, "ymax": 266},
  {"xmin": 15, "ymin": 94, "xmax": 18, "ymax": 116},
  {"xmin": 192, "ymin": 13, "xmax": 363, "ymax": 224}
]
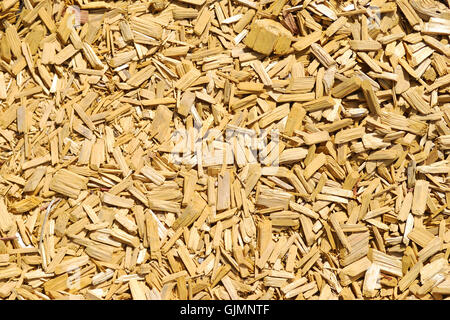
[{"xmin": 0, "ymin": 0, "xmax": 449, "ymax": 300}]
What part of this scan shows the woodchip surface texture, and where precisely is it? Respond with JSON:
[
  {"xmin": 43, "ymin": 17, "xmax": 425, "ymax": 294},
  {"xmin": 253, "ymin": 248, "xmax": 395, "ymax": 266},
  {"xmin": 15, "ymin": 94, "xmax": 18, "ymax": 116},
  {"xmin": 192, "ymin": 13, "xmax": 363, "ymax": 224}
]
[{"xmin": 0, "ymin": 0, "xmax": 449, "ymax": 300}]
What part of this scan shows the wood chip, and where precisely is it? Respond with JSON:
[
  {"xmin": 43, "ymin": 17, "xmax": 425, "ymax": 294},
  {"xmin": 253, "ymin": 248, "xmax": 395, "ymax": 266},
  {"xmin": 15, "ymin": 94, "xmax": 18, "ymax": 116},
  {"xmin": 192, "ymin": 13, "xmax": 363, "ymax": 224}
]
[{"xmin": 0, "ymin": 0, "xmax": 448, "ymax": 301}]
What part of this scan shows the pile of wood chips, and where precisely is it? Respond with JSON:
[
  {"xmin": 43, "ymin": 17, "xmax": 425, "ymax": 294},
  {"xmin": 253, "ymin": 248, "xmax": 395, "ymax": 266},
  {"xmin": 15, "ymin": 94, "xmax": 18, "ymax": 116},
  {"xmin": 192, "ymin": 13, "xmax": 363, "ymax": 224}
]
[{"xmin": 0, "ymin": 0, "xmax": 450, "ymax": 300}]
